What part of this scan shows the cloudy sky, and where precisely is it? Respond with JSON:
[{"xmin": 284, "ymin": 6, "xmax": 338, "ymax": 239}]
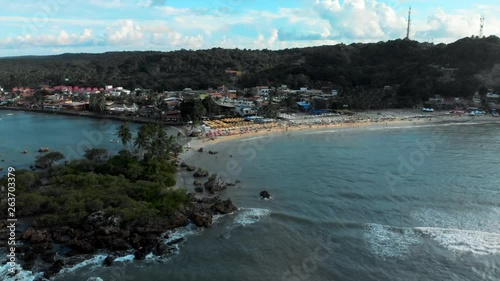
[{"xmin": 0, "ymin": 0, "xmax": 499, "ymax": 57}]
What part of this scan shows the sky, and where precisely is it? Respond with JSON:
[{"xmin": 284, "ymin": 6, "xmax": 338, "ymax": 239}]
[{"xmin": 0, "ymin": 0, "xmax": 499, "ymax": 57}]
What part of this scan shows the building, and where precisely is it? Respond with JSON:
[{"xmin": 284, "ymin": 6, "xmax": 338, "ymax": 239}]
[{"xmin": 253, "ymin": 86, "xmax": 270, "ymax": 96}]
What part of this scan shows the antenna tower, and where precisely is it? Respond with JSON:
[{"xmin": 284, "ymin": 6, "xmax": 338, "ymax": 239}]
[
  {"xmin": 480, "ymin": 16, "xmax": 484, "ymax": 38},
  {"xmin": 406, "ymin": 7, "xmax": 411, "ymax": 39}
]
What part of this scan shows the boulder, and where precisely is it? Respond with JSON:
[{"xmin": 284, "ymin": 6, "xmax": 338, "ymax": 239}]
[
  {"xmin": 198, "ymin": 147, "xmax": 204, "ymax": 152},
  {"xmin": 211, "ymin": 199, "xmax": 237, "ymax": 214},
  {"xmin": 189, "ymin": 212, "xmax": 213, "ymax": 228},
  {"xmin": 186, "ymin": 166, "xmax": 196, "ymax": 172},
  {"xmin": 204, "ymin": 176, "xmax": 227, "ymax": 194},
  {"xmin": 103, "ymin": 256, "xmax": 114, "ymax": 267},
  {"xmin": 260, "ymin": 191, "xmax": 271, "ymax": 199},
  {"xmin": 43, "ymin": 259, "xmax": 65, "ymax": 279},
  {"xmin": 208, "ymin": 151, "xmax": 219, "ymax": 155},
  {"xmin": 194, "ymin": 186, "xmax": 203, "ymax": 193},
  {"xmin": 66, "ymin": 239, "xmax": 96, "ymax": 254},
  {"xmin": 22, "ymin": 228, "xmax": 49, "ymax": 244},
  {"xmin": 193, "ymin": 169, "xmax": 209, "ymax": 177}
]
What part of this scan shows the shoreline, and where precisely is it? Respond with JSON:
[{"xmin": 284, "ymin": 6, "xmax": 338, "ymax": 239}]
[
  {"xmin": 0, "ymin": 106, "xmax": 183, "ymax": 126},
  {"xmin": 181, "ymin": 114, "xmax": 500, "ymax": 152}
]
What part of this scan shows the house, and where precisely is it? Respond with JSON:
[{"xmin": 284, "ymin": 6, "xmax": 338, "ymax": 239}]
[
  {"xmin": 428, "ymin": 95, "xmax": 444, "ymax": 103},
  {"xmin": 62, "ymin": 102, "xmax": 87, "ymax": 111},
  {"xmin": 253, "ymin": 86, "xmax": 270, "ymax": 96},
  {"xmin": 235, "ymin": 105, "xmax": 257, "ymax": 117},
  {"xmin": 486, "ymin": 91, "xmax": 500, "ymax": 103}
]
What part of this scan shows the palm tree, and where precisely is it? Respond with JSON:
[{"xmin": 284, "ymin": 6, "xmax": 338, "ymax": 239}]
[
  {"xmin": 134, "ymin": 123, "xmax": 155, "ymax": 159},
  {"xmin": 116, "ymin": 123, "xmax": 132, "ymax": 151}
]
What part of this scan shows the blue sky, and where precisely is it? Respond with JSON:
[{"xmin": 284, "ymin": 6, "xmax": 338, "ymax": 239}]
[{"xmin": 0, "ymin": 0, "xmax": 499, "ymax": 56}]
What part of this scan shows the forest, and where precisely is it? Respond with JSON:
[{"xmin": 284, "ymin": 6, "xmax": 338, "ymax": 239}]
[{"xmin": 1, "ymin": 36, "xmax": 500, "ymax": 106}]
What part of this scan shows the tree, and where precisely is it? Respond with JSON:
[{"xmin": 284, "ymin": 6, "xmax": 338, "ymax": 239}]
[
  {"xmin": 202, "ymin": 96, "xmax": 219, "ymax": 118},
  {"xmin": 33, "ymin": 89, "xmax": 49, "ymax": 108},
  {"xmin": 134, "ymin": 123, "xmax": 155, "ymax": 159},
  {"xmin": 84, "ymin": 148, "xmax": 109, "ymax": 162},
  {"xmin": 179, "ymin": 100, "xmax": 207, "ymax": 124},
  {"xmin": 35, "ymin": 151, "xmax": 65, "ymax": 168},
  {"xmin": 116, "ymin": 123, "xmax": 132, "ymax": 150},
  {"xmin": 89, "ymin": 93, "xmax": 107, "ymax": 113}
]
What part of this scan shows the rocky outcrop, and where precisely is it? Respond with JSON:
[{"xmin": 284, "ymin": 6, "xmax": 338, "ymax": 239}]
[
  {"xmin": 260, "ymin": 191, "xmax": 271, "ymax": 199},
  {"xmin": 43, "ymin": 259, "xmax": 65, "ymax": 279},
  {"xmin": 16, "ymin": 168, "xmax": 239, "ymax": 278},
  {"xmin": 204, "ymin": 175, "xmax": 227, "ymax": 194},
  {"xmin": 211, "ymin": 199, "xmax": 237, "ymax": 214},
  {"xmin": 193, "ymin": 168, "xmax": 209, "ymax": 177},
  {"xmin": 103, "ymin": 256, "xmax": 114, "ymax": 267},
  {"xmin": 189, "ymin": 212, "xmax": 213, "ymax": 228}
]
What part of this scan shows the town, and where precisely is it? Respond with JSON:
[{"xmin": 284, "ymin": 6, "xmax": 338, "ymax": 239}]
[{"xmin": 0, "ymin": 83, "xmax": 499, "ymax": 123}]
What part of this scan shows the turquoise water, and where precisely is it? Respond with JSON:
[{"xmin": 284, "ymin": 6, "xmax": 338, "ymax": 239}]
[
  {"xmin": 1, "ymin": 112, "xmax": 500, "ymax": 281},
  {"xmin": 0, "ymin": 111, "xmax": 151, "ymax": 174}
]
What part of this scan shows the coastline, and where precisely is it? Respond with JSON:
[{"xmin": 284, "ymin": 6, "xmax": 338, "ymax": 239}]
[
  {"xmin": 0, "ymin": 106, "xmax": 183, "ymax": 125},
  {"xmin": 181, "ymin": 113, "xmax": 500, "ymax": 152},
  {"xmin": 175, "ymin": 111, "xmax": 500, "ymax": 193}
]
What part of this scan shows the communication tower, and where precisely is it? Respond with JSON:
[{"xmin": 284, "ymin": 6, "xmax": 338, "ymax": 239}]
[
  {"xmin": 406, "ymin": 7, "xmax": 412, "ymax": 40},
  {"xmin": 480, "ymin": 16, "xmax": 484, "ymax": 38}
]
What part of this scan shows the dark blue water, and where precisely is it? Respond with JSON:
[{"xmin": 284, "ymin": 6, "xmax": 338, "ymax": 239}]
[{"xmin": 2, "ymin": 112, "xmax": 499, "ymax": 281}]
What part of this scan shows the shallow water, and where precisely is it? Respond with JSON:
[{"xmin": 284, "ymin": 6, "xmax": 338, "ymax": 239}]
[{"xmin": 2, "ymin": 112, "xmax": 500, "ymax": 281}]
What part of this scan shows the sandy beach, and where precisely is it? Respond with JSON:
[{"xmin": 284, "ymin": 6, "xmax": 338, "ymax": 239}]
[{"xmin": 175, "ymin": 109, "xmax": 500, "ymax": 190}]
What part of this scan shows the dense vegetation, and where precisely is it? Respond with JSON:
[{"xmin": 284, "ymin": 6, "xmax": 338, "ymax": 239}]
[
  {"xmin": 0, "ymin": 123, "xmax": 188, "ymax": 227},
  {"xmin": 1, "ymin": 37, "xmax": 499, "ymax": 104}
]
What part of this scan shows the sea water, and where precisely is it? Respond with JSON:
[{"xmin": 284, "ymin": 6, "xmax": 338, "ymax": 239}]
[{"xmin": 2, "ymin": 111, "xmax": 499, "ymax": 281}]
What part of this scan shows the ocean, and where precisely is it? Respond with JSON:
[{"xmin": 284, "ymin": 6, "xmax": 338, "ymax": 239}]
[{"xmin": 1, "ymin": 111, "xmax": 499, "ymax": 281}]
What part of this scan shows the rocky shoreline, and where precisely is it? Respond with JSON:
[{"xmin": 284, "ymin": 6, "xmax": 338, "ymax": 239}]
[{"xmin": 1, "ymin": 158, "xmax": 239, "ymax": 280}]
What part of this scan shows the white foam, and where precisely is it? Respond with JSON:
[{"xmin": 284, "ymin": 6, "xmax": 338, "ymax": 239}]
[
  {"xmin": 0, "ymin": 262, "xmax": 43, "ymax": 281},
  {"xmin": 113, "ymin": 254, "xmax": 135, "ymax": 263},
  {"xmin": 234, "ymin": 208, "xmax": 271, "ymax": 226},
  {"xmin": 415, "ymin": 227, "xmax": 500, "ymax": 256},
  {"xmin": 411, "ymin": 208, "xmax": 500, "ymax": 256},
  {"xmin": 86, "ymin": 277, "xmax": 104, "ymax": 281},
  {"xmin": 164, "ymin": 223, "xmax": 199, "ymax": 245},
  {"xmin": 59, "ymin": 254, "xmax": 107, "ymax": 274},
  {"xmin": 364, "ymin": 223, "xmax": 420, "ymax": 258}
]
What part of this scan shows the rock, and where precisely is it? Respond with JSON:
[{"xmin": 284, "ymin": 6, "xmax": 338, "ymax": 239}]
[
  {"xmin": 198, "ymin": 147, "xmax": 204, "ymax": 152},
  {"xmin": 22, "ymin": 227, "xmax": 35, "ymax": 240},
  {"xmin": 22, "ymin": 228, "xmax": 49, "ymax": 244},
  {"xmin": 193, "ymin": 180, "xmax": 202, "ymax": 187},
  {"xmin": 86, "ymin": 210, "xmax": 107, "ymax": 229},
  {"xmin": 204, "ymin": 176, "xmax": 227, "ymax": 194},
  {"xmin": 189, "ymin": 212, "xmax": 213, "ymax": 228},
  {"xmin": 193, "ymin": 168, "xmax": 209, "ymax": 177},
  {"xmin": 40, "ymin": 251, "xmax": 56, "ymax": 263},
  {"xmin": 134, "ymin": 248, "xmax": 149, "ymax": 260},
  {"xmin": 103, "ymin": 255, "xmax": 114, "ymax": 267},
  {"xmin": 102, "ymin": 237, "xmax": 130, "ymax": 251},
  {"xmin": 180, "ymin": 162, "xmax": 188, "ymax": 168},
  {"xmin": 194, "ymin": 186, "xmax": 203, "ymax": 193},
  {"xmin": 43, "ymin": 259, "xmax": 65, "ymax": 279},
  {"xmin": 208, "ymin": 151, "xmax": 219, "ymax": 154},
  {"xmin": 260, "ymin": 191, "xmax": 271, "ymax": 199},
  {"xmin": 153, "ymin": 242, "xmax": 169, "ymax": 256},
  {"xmin": 211, "ymin": 199, "xmax": 237, "ymax": 214},
  {"xmin": 66, "ymin": 239, "xmax": 96, "ymax": 254},
  {"xmin": 186, "ymin": 165, "xmax": 196, "ymax": 172}
]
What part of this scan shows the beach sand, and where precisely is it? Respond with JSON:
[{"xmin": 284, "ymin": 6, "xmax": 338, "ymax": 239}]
[{"xmin": 175, "ymin": 110, "xmax": 500, "ymax": 191}]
